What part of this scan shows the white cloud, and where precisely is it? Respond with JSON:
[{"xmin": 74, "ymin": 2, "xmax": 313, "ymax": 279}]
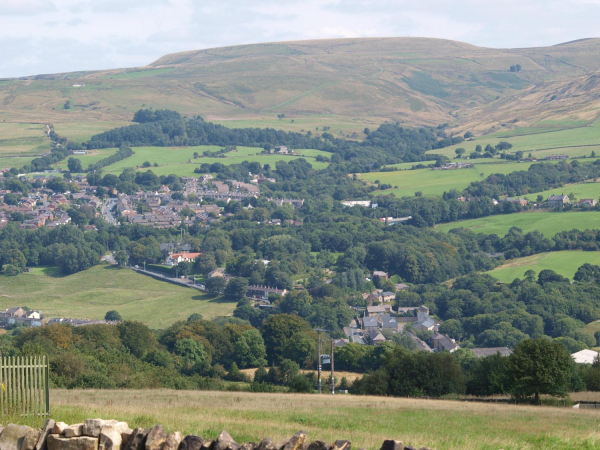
[{"xmin": 0, "ymin": 0, "xmax": 599, "ymax": 77}]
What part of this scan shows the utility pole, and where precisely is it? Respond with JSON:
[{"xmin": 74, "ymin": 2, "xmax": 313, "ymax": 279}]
[
  {"xmin": 330, "ymin": 339, "xmax": 335, "ymax": 395},
  {"xmin": 315, "ymin": 328, "xmax": 330, "ymax": 394}
]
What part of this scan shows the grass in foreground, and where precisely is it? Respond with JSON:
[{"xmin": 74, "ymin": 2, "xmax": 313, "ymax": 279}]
[
  {"xmin": 487, "ymin": 251, "xmax": 600, "ymax": 283},
  {"xmin": 24, "ymin": 389, "xmax": 600, "ymax": 450},
  {"xmin": 0, "ymin": 265, "xmax": 234, "ymax": 327},
  {"xmin": 435, "ymin": 211, "xmax": 600, "ymax": 237}
]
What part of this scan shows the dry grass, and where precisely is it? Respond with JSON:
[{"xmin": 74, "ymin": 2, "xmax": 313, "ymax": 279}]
[{"xmin": 20, "ymin": 389, "xmax": 599, "ymax": 450}]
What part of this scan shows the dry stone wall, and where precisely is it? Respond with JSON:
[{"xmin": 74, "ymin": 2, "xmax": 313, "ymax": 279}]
[{"xmin": 0, "ymin": 419, "xmax": 431, "ymax": 450}]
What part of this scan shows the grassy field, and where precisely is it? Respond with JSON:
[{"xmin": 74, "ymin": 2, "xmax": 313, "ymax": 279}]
[
  {"xmin": 361, "ymin": 161, "xmax": 535, "ymax": 198},
  {"xmin": 13, "ymin": 389, "xmax": 597, "ymax": 450},
  {"xmin": 436, "ymin": 211, "xmax": 600, "ymax": 237},
  {"xmin": 210, "ymin": 114, "xmax": 380, "ymax": 138},
  {"xmin": 52, "ymin": 147, "xmax": 120, "ymax": 171},
  {"xmin": 522, "ymin": 181, "xmax": 600, "ymax": 202},
  {"xmin": 53, "ymin": 121, "xmax": 131, "ymax": 143},
  {"xmin": 0, "ymin": 265, "xmax": 234, "ymax": 328},
  {"xmin": 99, "ymin": 146, "xmax": 330, "ymax": 177},
  {"xmin": 487, "ymin": 251, "xmax": 600, "ymax": 283},
  {"xmin": 428, "ymin": 120, "xmax": 600, "ymax": 159},
  {"xmin": 0, "ymin": 156, "xmax": 37, "ymax": 170},
  {"xmin": 0, "ymin": 122, "xmax": 51, "ymax": 156}
]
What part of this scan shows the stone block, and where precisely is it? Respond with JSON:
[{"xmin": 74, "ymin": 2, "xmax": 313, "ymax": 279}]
[
  {"xmin": 180, "ymin": 435, "xmax": 204, "ymax": 450},
  {"xmin": 124, "ymin": 428, "xmax": 149, "ymax": 450},
  {"xmin": 145, "ymin": 425, "xmax": 167, "ymax": 450},
  {"xmin": 36, "ymin": 419, "xmax": 56, "ymax": 450},
  {"xmin": 201, "ymin": 439, "xmax": 215, "ymax": 450},
  {"xmin": 161, "ymin": 431, "xmax": 183, "ymax": 450},
  {"xmin": 83, "ymin": 420, "xmax": 121, "ymax": 438},
  {"xmin": 307, "ymin": 441, "xmax": 328, "ymax": 450},
  {"xmin": 274, "ymin": 438, "xmax": 290, "ymax": 450},
  {"xmin": 47, "ymin": 435, "xmax": 99, "ymax": 450},
  {"xmin": 283, "ymin": 432, "xmax": 307, "ymax": 450},
  {"xmin": 22, "ymin": 428, "xmax": 42, "ymax": 450},
  {"xmin": 64, "ymin": 425, "xmax": 84, "ymax": 438},
  {"xmin": 53, "ymin": 423, "xmax": 69, "ymax": 435},
  {"xmin": 256, "ymin": 438, "xmax": 275, "ymax": 450},
  {"xmin": 0, "ymin": 424, "xmax": 34, "ymax": 450},
  {"xmin": 380, "ymin": 441, "xmax": 403, "ymax": 450},
  {"xmin": 99, "ymin": 424, "xmax": 123, "ymax": 450},
  {"xmin": 330, "ymin": 441, "xmax": 351, "ymax": 450},
  {"xmin": 240, "ymin": 443, "xmax": 257, "ymax": 450}
]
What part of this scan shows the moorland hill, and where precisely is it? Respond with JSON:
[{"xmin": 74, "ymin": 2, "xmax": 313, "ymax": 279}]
[{"xmin": 3, "ymin": 37, "xmax": 600, "ymax": 134}]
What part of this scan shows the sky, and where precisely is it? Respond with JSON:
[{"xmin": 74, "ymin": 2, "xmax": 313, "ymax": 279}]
[{"xmin": 1, "ymin": 0, "xmax": 599, "ymax": 78}]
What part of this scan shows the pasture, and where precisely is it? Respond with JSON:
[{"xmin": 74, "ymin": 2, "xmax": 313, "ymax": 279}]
[
  {"xmin": 99, "ymin": 146, "xmax": 330, "ymax": 177},
  {"xmin": 522, "ymin": 182, "xmax": 600, "ymax": 202},
  {"xmin": 0, "ymin": 265, "xmax": 235, "ymax": 328},
  {"xmin": 53, "ymin": 120, "xmax": 132, "ymax": 143},
  {"xmin": 427, "ymin": 119, "xmax": 600, "ymax": 159},
  {"xmin": 362, "ymin": 161, "xmax": 533, "ymax": 198},
  {"xmin": 0, "ymin": 122, "xmax": 51, "ymax": 156},
  {"xmin": 487, "ymin": 251, "xmax": 600, "ymax": 283},
  {"xmin": 53, "ymin": 147, "xmax": 120, "ymax": 171},
  {"xmin": 16, "ymin": 389, "xmax": 600, "ymax": 450},
  {"xmin": 435, "ymin": 211, "xmax": 600, "ymax": 237}
]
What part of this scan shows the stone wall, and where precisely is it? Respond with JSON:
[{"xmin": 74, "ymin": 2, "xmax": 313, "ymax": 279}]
[{"xmin": 0, "ymin": 419, "xmax": 430, "ymax": 450}]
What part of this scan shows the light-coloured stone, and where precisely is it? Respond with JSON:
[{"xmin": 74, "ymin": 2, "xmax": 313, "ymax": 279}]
[
  {"xmin": 201, "ymin": 439, "xmax": 214, "ymax": 450},
  {"xmin": 99, "ymin": 424, "xmax": 123, "ymax": 450},
  {"xmin": 145, "ymin": 425, "xmax": 167, "ymax": 450},
  {"xmin": 274, "ymin": 438, "xmax": 290, "ymax": 450},
  {"xmin": 215, "ymin": 431, "xmax": 239, "ymax": 450},
  {"xmin": 83, "ymin": 420, "xmax": 120, "ymax": 438},
  {"xmin": 161, "ymin": 431, "xmax": 183, "ymax": 450},
  {"xmin": 0, "ymin": 424, "xmax": 34, "ymax": 450},
  {"xmin": 35, "ymin": 419, "xmax": 56, "ymax": 450},
  {"xmin": 65, "ymin": 424, "xmax": 84, "ymax": 438},
  {"xmin": 47, "ymin": 434, "xmax": 99, "ymax": 450},
  {"xmin": 52, "ymin": 422, "xmax": 69, "ymax": 435},
  {"xmin": 283, "ymin": 432, "xmax": 307, "ymax": 450},
  {"xmin": 22, "ymin": 428, "xmax": 42, "ymax": 450}
]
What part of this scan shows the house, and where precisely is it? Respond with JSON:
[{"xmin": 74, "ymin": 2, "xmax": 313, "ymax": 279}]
[
  {"xmin": 381, "ymin": 291, "xmax": 396, "ymax": 303},
  {"xmin": 246, "ymin": 285, "xmax": 288, "ymax": 300},
  {"xmin": 380, "ymin": 314, "xmax": 399, "ymax": 331},
  {"xmin": 547, "ymin": 194, "xmax": 570, "ymax": 209},
  {"xmin": 341, "ymin": 201, "xmax": 371, "ymax": 207},
  {"xmin": 414, "ymin": 311, "xmax": 437, "ymax": 332},
  {"xmin": 208, "ymin": 268, "xmax": 226, "ymax": 278},
  {"xmin": 362, "ymin": 316, "xmax": 379, "ymax": 329},
  {"xmin": 572, "ymin": 349, "xmax": 600, "ymax": 364},
  {"xmin": 333, "ymin": 338, "xmax": 349, "ymax": 347},
  {"xmin": 472, "ymin": 347, "xmax": 513, "ymax": 358},
  {"xmin": 395, "ymin": 283, "xmax": 409, "ymax": 291},
  {"xmin": 544, "ymin": 154, "xmax": 569, "ymax": 160},
  {"xmin": 371, "ymin": 270, "xmax": 388, "ymax": 281},
  {"xmin": 578, "ymin": 199, "xmax": 598, "ymax": 208},
  {"xmin": 366, "ymin": 328, "xmax": 386, "ymax": 345},
  {"xmin": 502, "ymin": 197, "xmax": 528, "ymax": 206},
  {"xmin": 431, "ymin": 333, "xmax": 460, "ymax": 352},
  {"xmin": 407, "ymin": 333, "xmax": 433, "ymax": 352},
  {"xmin": 275, "ymin": 146, "xmax": 289, "ymax": 154},
  {"xmin": 366, "ymin": 304, "xmax": 393, "ymax": 316},
  {"xmin": 165, "ymin": 252, "xmax": 201, "ymax": 266}
]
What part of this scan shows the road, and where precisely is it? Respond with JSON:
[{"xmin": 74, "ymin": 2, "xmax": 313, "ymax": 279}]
[
  {"xmin": 130, "ymin": 267, "xmax": 207, "ymax": 292},
  {"xmin": 102, "ymin": 198, "xmax": 119, "ymax": 225}
]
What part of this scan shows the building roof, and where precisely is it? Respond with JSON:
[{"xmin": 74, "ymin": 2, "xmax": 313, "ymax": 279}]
[
  {"xmin": 572, "ymin": 349, "xmax": 599, "ymax": 364},
  {"xmin": 472, "ymin": 347, "xmax": 513, "ymax": 358},
  {"xmin": 363, "ymin": 317, "xmax": 379, "ymax": 328}
]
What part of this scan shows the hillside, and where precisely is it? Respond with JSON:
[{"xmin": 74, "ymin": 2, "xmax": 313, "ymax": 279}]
[
  {"xmin": 0, "ymin": 265, "xmax": 234, "ymax": 328},
  {"xmin": 3, "ymin": 37, "xmax": 600, "ymax": 146}
]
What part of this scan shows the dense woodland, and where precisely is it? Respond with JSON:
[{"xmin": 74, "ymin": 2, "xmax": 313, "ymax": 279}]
[{"xmin": 2, "ymin": 109, "xmax": 600, "ymax": 399}]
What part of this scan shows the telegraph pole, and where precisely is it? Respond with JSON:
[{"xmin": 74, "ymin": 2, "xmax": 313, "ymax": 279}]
[
  {"xmin": 315, "ymin": 328, "xmax": 330, "ymax": 394},
  {"xmin": 330, "ymin": 339, "xmax": 335, "ymax": 395}
]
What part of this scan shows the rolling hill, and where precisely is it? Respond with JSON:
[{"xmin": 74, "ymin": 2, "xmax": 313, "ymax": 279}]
[{"xmin": 3, "ymin": 37, "xmax": 600, "ymax": 146}]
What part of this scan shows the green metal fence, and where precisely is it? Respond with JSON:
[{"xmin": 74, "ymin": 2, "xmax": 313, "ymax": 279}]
[{"xmin": 0, "ymin": 356, "xmax": 49, "ymax": 416}]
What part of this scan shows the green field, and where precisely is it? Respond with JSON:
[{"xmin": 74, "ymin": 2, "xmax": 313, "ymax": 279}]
[
  {"xmin": 53, "ymin": 121, "xmax": 131, "ymax": 143},
  {"xmin": 52, "ymin": 148, "xmax": 120, "ymax": 171},
  {"xmin": 23, "ymin": 389, "xmax": 600, "ymax": 450},
  {"xmin": 487, "ymin": 251, "xmax": 600, "ymax": 283},
  {"xmin": 0, "ymin": 156, "xmax": 37, "ymax": 170},
  {"xmin": 428, "ymin": 120, "xmax": 600, "ymax": 159},
  {"xmin": 362, "ymin": 161, "xmax": 534, "ymax": 198},
  {"xmin": 522, "ymin": 182, "xmax": 600, "ymax": 202},
  {"xmin": 0, "ymin": 122, "xmax": 51, "ymax": 156},
  {"xmin": 99, "ymin": 146, "xmax": 330, "ymax": 177},
  {"xmin": 436, "ymin": 211, "xmax": 600, "ymax": 237},
  {"xmin": 0, "ymin": 265, "xmax": 234, "ymax": 328}
]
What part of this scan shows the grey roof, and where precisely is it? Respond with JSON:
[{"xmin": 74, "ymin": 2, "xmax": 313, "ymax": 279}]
[
  {"xmin": 407, "ymin": 333, "xmax": 433, "ymax": 352},
  {"xmin": 363, "ymin": 317, "xmax": 379, "ymax": 328},
  {"xmin": 472, "ymin": 347, "xmax": 513, "ymax": 358}
]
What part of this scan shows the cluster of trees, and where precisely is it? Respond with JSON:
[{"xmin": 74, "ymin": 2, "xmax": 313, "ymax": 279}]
[
  {"xmin": 353, "ymin": 339, "xmax": 585, "ymax": 403},
  {"xmin": 400, "ymin": 268, "xmax": 600, "ymax": 350},
  {"xmin": 87, "ymin": 145, "xmax": 135, "ymax": 172}
]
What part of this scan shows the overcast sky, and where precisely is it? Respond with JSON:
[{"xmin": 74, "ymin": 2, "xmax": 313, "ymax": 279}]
[{"xmin": 1, "ymin": 0, "xmax": 599, "ymax": 78}]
